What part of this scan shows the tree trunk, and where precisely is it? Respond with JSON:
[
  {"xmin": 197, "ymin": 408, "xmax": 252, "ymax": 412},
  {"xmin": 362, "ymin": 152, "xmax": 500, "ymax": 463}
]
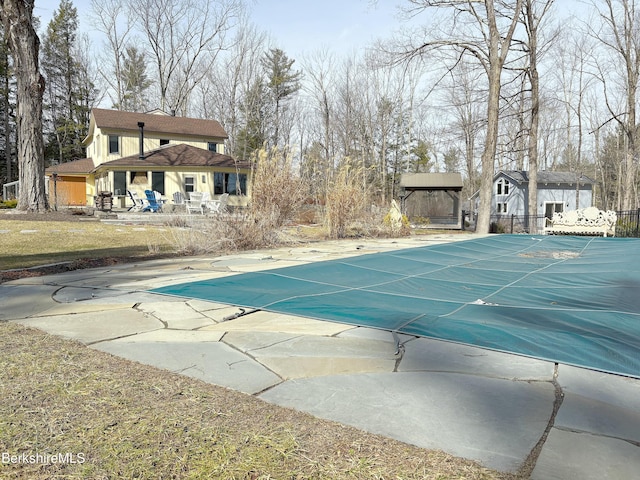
[
  {"xmin": 475, "ymin": 0, "xmax": 523, "ymax": 234},
  {"xmin": 524, "ymin": 0, "xmax": 546, "ymax": 228},
  {"xmin": 624, "ymin": 87, "xmax": 637, "ymax": 210},
  {"xmin": 476, "ymin": 4, "xmax": 502, "ymax": 234},
  {"xmin": 3, "ymin": 45, "xmax": 10, "ymax": 182},
  {"xmin": 476, "ymin": 61, "xmax": 501, "ymax": 234},
  {"xmin": 2, "ymin": 0, "xmax": 47, "ymax": 212}
]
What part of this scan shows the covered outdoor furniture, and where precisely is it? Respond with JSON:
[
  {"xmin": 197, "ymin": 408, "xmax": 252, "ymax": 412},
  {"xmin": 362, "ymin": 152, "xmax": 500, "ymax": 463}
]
[
  {"xmin": 142, "ymin": 190, "xmax": 164, "ymax": 213},
  {"xmin": 206, "ymin": 193, "xmax": 229, "ymax": 213},
  {"xmin": 128, "ymin": 190, "xmax": 148, "ymax": 212},
  {"xmin": 185, "ymin": 192, "xmax": 204, "ymax": 214}
]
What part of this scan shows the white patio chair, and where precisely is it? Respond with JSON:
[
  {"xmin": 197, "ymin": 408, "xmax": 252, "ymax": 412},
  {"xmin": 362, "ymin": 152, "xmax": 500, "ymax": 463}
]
[
  {"xmin": 206, "ymin": 193, "xmax": 229, "ymax": 214},
  {"xmin": 185, "ymin": 192, "xmax": 204, "ymax": 214},
  {"xmin": 127, "ymin": 190, "xmax": 148, "ymax": 212},
  {"xmin": 173, "ymin": 192, "xmax": 185, "ymax": 205}
]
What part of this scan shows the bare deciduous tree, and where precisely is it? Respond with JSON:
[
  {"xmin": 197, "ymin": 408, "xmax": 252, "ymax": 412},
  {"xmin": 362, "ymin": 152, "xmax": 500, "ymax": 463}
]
[
  {"xmin": 591, "ymin": 0, "xmax": 640, "ymax": 210},
  {"xmin": 522, "ymin": 0, "xmax": 555, "ymax": 221},
  {"xmin": 443, "ymin": 58, "xmax": 484, "ymax": 193},
  {"xmin": 90, "ymin": 0, "xmax": 135, "ymax": 110},
  {"xmin": 196, "ymin": 19, "xmax": 266, "ymax": 158},
  {"xmin": 303, "ymin": 49, "xmax": 336, "ymax": 173},
  {"xmin": 132, "ymin": 0, "xmax": 242, "ymax": 115},
  {"xmin": 393, "ymin": 0, "xmax": 524, "ymax": 233}
]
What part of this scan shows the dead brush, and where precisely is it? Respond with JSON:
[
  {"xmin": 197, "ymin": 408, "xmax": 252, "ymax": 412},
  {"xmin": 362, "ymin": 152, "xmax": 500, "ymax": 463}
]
[
  {"xmin": 164, "ymin": 147, "xmax": 310, "ymax": 254},
  {"xmin": 324, "ymin": 162, "xmax": 371, "ymax": 238},
  {"xmin": 163, "ymin": 214, "xmax": 190, "ymax": 228},
  {"xmin": 164, "ymin": 217, "xmax": 234, "ymax": 255},
  {"xmin": 250, "ymin": 148, "xmax": 309, "ymax": 229},
  {"xmin": 223, "ymin": 210, "xmax": 287, "ymax": 250}
]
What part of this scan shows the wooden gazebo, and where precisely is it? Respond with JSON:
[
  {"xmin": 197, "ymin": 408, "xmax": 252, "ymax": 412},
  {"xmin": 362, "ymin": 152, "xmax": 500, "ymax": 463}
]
[{"xmin": 399, "ymin": 173, "xmax": 464, "ymax": 229}]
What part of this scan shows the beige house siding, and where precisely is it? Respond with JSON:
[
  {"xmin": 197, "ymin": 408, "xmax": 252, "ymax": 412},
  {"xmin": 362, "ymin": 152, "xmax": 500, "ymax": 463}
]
[
  {"xmin": 95, "ymin": 166, "xmax": 250, "ymax": 209},
  {"xmin": 87, "ymin": 127, "xmax": 226, "ymax": 167}
]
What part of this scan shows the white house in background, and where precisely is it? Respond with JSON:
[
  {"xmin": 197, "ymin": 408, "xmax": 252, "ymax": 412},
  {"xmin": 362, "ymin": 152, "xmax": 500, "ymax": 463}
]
[{"xmin": 487, "ymin": 170, "xmax": 596, "ymax": 218}]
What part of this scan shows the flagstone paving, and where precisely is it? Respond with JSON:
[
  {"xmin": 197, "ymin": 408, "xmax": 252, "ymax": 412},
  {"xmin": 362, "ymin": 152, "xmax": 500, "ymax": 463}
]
[{"xmin": 3, "ymin": 234, "xmax": 640, "ymax": 477}]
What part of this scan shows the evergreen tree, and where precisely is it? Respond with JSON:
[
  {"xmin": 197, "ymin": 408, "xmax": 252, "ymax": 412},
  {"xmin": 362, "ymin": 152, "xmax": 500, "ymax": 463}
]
[
  {"xmin": 41, "ymin": 0, "xmax": 95, "ymax": 163},
  {"xmin": 410, "ymin": 140, "xmax": 433, "ymax": 173},
  {"xmin": 260, "ymin": 48, "xmax": 302, "ymax": 148},
  {"xmin": 235, "ymin": 79, "xmax": 269, "ymax": 158},
  {"xmin": 114, "ymin": 46, "xmax": 152, "ymax": 112},
  {"xmin": 0, "ymin": 23, "xmax": 16, "ymax": 185}
]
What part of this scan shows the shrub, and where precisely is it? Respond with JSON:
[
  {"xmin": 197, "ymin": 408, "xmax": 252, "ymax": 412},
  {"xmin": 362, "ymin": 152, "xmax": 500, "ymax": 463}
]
[
  {"xmin": 324, "ymin": 162, "xmax": 370, "ymax": 239},
  {"xmin": 0, "ymin": 199, "xmax": 18, "ymax": 209},
  {"xmin": 383, "ymin": 209, "xmax": 411, "ymax": 236},
  {"xmin": 250, "ymin": 148, "xmax": 309, "ymax": 229}
]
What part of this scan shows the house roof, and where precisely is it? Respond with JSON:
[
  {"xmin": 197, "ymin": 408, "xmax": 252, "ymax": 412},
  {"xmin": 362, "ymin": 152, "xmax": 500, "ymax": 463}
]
[
  {"xmin": 85, "ymin": 108, "xmax": 228, "ymax": 144},
  {"xmin": 99, "ymin": 143, "xmax": 251, "ymax": 170},
  {"xmin": 46, "ymin": 158, "xmax": 96, "ymax": 175},
  {"xmin": 399, "ymin": 172, "xmax": 463, "ymax": 190},
  {"xmin": 499, "ymin": 170, "xmax": 596, "ymax": 185}
]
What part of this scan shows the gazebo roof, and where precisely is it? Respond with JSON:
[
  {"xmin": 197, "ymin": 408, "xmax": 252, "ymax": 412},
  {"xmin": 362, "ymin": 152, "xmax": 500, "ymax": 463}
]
[{"xmin": 399, "ymin": 173, "xmax": 463, "ymax": 191}]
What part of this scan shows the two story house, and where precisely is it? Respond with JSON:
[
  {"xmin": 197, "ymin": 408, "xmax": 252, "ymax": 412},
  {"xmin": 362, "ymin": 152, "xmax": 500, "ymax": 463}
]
[
  {"xmin": 46, "ymin": 108, "xmax": 251, "ymax": 209},
  {"xmin": 491, "ymin": 170, "xmax": 596, "ymax": 218}
]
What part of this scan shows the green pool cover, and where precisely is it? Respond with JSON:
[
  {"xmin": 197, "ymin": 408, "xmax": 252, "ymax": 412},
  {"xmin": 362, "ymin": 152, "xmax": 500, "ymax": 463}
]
[{"xmin": 151, "ymin": 235, "xmax": 640, "ymax": 378}]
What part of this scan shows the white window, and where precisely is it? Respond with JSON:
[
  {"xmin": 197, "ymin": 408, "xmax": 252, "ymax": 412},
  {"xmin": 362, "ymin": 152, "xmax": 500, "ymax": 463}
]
[
  {"xmin": 185, "ymin": 176, "xmax": 195, "ymax": 193},
  {"xmin": 496, "ymin": 179, "xmax": 510, "ymax": 195},
  {"xmin": 208, "ymin": 142, "xmax": 218, "ymax": 152},
  {"xmin": 497, "ymin": 202, "xmax": 508, "ymax": 214}
]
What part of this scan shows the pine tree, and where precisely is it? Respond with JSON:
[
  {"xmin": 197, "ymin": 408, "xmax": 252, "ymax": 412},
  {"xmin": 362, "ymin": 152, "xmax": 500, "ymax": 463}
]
[
  {"xmin": 235, "ymin": 79, "xmax": 268, "ymax": 158},
  {"xmin": 0, "ymin": 23, "xmax": 16, "ymax": 185},
  {"xmin": 114, "ymin": 46, "xmax": 152, "ymax": 112},
  {"xmin": 41, "ymin": 0, "xmax": 95, "ymax": 163},
  {"xmin": 261, "ymin": 48, "xmax": 302, "ymax": 148}
]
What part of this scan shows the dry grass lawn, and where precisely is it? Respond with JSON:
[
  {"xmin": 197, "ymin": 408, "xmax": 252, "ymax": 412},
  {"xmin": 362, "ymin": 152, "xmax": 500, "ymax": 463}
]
[{"xmin": 0, "ymin": 218, "xmax": 175, "ymax": 270}]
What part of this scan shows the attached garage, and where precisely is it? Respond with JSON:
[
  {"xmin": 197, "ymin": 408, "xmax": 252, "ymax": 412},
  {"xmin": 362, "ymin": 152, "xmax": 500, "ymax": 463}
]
[
  {"xmin": 45, "ymin": 158, "xmax": 96, "ymax": 208},
  {"xmin": 49, "ymin": 176, "xmax": 87, "ymax": 206}
]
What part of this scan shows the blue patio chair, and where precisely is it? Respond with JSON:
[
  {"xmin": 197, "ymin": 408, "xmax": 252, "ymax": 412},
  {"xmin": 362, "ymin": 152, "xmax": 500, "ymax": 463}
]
[{"xmin": 142, "ymin": 190, "xmax": 163, "ymax": 213}]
